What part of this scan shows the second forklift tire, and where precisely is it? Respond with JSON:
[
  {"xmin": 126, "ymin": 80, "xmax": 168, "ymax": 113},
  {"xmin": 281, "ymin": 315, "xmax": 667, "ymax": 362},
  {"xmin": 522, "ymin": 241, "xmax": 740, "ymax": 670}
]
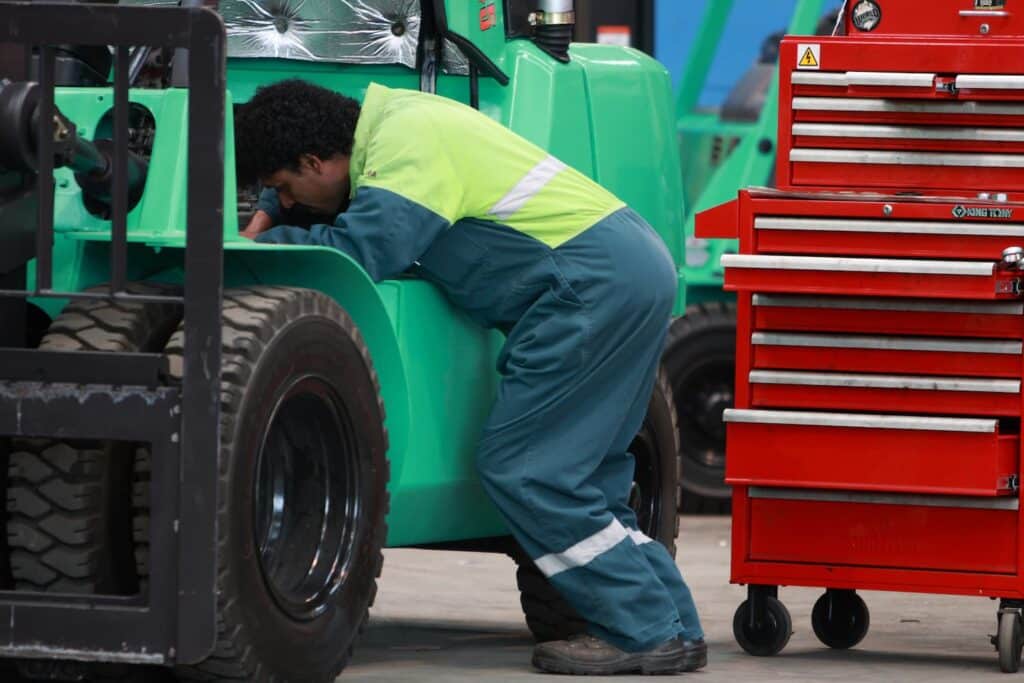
[
  {"xmin": 733, "ymin": 597, "xmax": 793, "ymax": 657},
  {"xmin": 998, "ymin": 610, "xmax": 1023, "ymax": 674},
  {"xmin": 7, "ymin": 284, "xmax": 181, "ymax": 596},
  {"xmin": 513, "ymin": 370, "xmax": 682, "ymax": 642},
  {"xmin": 662, "ymin": 303, "xmax": 735, "ymax": 514},
  {"xmin": 811, "ymin": 590, "xmax": 870, "ymax": 650},
  {"xmin": 168, "ymin": 287, "xmax": 389, "ymax": 683}
]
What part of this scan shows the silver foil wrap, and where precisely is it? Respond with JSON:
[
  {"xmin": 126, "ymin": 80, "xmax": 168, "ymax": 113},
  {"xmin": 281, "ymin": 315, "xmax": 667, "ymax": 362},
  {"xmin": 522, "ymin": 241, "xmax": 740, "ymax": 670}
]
[{"xmin": 124, "ymin": 0, "xmax": 469, "ymax": 73}]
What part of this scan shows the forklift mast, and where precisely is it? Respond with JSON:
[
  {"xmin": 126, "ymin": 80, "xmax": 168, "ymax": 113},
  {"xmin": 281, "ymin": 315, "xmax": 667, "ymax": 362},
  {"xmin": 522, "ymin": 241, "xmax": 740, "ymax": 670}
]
[{"xmin": 0, "ymin": 2, "xmax": 225, "ymax": 667}]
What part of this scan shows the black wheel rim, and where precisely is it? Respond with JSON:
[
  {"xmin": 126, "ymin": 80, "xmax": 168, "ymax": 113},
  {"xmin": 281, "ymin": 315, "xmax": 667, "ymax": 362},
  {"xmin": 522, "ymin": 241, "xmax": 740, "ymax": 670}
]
[
  {"xmin": 628, "ymin": 417, "xmax": 661, "ymax": 536},
  {"xmin": 674, "ymin": 356, "xmax": 733, "ymax": 475},
  {"xmin": 254, "ymin": 375, "xmax": 360, "ymax": 621}
]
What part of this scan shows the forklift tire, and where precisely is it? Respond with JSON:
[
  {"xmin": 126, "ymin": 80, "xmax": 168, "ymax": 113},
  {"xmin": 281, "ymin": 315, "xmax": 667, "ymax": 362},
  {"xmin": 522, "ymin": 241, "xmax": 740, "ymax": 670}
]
[
  {"xmin": 811, "ymin": 590, "xmax": 870, "ymax": 650},
  {"xmin": 733, "ymin": 596, "xmax": 792, "ymax": 657},
  {"xmin": 7, "ymin": 284, "xmax": 181, "ymax": 596},
  {"xmin": 663, "ymin": 302, "xmax": 735, "ymax": 514},
  {"xmin": 513, "ymin": 370, "xmax": 681, "ymax": 642},
  {"xmin": 168, "ymin": 287, "xmax": 389, "ymax": 683},
  {"xmin": 998, "ymin": 609, "xmax": 1023, "ymax": 674}
]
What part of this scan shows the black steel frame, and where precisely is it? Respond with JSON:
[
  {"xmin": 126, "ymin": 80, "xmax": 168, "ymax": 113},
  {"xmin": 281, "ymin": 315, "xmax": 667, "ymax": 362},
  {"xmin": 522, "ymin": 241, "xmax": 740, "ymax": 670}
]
[{"xmin": 0, "ymin": 2, "xmax": 225, "ymax": 666}]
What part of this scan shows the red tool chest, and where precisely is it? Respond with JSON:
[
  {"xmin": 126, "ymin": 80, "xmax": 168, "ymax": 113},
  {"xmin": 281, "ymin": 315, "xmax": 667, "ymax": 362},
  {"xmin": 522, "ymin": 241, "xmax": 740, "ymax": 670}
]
[
  {"xmin": 699, "ymin": 188, "xmax": 1024, "ymax": 668},
  {"xmin": 697, "ymin": 1, "xmax": 1024, "ymax": 665}
]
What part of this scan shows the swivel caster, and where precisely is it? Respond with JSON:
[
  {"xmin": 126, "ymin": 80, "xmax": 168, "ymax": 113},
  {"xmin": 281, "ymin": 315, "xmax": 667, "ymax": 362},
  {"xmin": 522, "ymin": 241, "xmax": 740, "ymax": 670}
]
[
  {"xmin": 997, "ymin": 605, "xmax": 1024, "ymax": 674},
  {"xmin": 733, "ymin": 587, "xmax": 792, "ymax": 657},
  {"xmin": 811, "ymin": 589, "xmax": 870, "ymax": 650}
]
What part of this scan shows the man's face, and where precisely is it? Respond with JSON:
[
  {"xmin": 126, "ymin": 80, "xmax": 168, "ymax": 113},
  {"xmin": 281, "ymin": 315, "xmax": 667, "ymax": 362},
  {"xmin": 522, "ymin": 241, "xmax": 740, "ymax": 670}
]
[{"xmin": 262, "ymin": 154, "xmax": 350, "ymax": 216}]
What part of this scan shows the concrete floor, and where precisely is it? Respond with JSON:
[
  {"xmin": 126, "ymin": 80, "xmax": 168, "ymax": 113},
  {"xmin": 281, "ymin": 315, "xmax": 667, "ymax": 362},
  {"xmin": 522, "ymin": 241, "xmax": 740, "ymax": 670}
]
[{"xmin": 345, "ymin": 516, "xmax": 1008, "ymax": 681}]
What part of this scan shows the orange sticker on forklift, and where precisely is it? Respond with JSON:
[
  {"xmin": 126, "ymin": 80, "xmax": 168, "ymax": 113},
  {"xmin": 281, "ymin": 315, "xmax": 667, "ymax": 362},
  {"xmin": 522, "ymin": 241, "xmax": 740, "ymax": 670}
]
[{"xmin": 798, "ymin": 44, "xmax": 821, "ymax": 70}]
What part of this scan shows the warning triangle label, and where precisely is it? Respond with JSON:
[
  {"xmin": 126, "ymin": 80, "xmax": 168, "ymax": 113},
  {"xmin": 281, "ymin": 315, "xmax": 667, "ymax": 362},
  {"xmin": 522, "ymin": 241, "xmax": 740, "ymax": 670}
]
[
  {"xmin": 796, "ymin": 43, "xmax": 821, "ymax": 70},
  {"xmin": 799, "ymin": 47, "xmax": 819, "ymax": 68}
]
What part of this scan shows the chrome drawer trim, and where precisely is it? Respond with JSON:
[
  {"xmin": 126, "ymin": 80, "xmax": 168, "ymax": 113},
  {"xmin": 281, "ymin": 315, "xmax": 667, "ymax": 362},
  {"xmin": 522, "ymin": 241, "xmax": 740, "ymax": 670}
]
[
  {"xmin": 751, "ymin": 331, "xmax": 1022, "ymax": 355},
  {"xmin": 748, "ymin": 487, "xmax": 1019, "ymax": 510},
  {"xmin": 792, "ymin": 122, "xmax": 1024, "ymax": 142},
  {"xmin": 793, "ymin": 96, "xmax": 1024, "ymax": 116},
  {"xmin": 790, "ymin": 148, "xmax": 1024, "ymax": 168},
  {"xmin": 755, "ymin": 215, "xmax": 1024, "ymax": 236},
  {"xmin": 724, "ymin": 408, "xmax": 998, "ymax": 433},
  {"xmin": 791, "ymin": 71, "xmax": 936, "ymax": 88},
  {"xmin": 956, "ymin": 75, "xmax": 1024, "ymax": 90},
  {"xmin": 722, "ymin": 254, "xmax": 994, "ymax": 276},
  {"xmin": 749, "ymin": 370, "xmax": 1020, "ymax": 393},
  {"xmin": 751, "ymin": 294, "xmax": 1024, "ymax": 315}
]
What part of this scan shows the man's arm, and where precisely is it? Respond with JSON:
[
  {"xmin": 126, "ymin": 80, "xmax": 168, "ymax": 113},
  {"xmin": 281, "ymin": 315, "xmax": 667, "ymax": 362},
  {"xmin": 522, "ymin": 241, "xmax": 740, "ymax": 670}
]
[
  {"xmin": 240, "ymin": 187, "xmax": 283, "ymax": 237},
  {"xmin": 255, "ymin": 186, "xmax": 450, "ymax": 282}
]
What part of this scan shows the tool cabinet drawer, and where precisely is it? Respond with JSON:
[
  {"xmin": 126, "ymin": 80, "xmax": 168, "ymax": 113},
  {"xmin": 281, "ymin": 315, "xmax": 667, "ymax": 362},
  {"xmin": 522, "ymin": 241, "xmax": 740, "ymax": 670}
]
[
  {"xmin": 787, "ymin": 147, "xmax": 1024, "ymax": 195},
  {"xmin": 753, "ymin": 216, "xmax": 1024, "ymax": 259},
  {"xmin": 751, "ymin": 295, "xmax": 1024, "ymax": 340},
  {"xmin": 750, "ymin": 332, "xmax": 1022, "ymax": 378},
  {"xmin": 745, "ymin": 489, "xmax": 1018, "ymax": 574},
  {"xmin": 749, "ymin": 370, "xmax": 1021, "ymax": 417},
  {"xmin": 723, "ymin": 255, "xmax": 1020, "ymax": 300},
  {"xmin": 724, "ymin": 410, "xmax": 1019, "ymax": 496}
]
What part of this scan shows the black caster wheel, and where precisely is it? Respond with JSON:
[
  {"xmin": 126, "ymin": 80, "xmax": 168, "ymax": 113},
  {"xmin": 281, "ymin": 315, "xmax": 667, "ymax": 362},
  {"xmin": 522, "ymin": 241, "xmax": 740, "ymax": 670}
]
[
  {"xmin": 998, "ymin": 609, "xmax": 1023, "ymax": 673},
  {"xmin": 811, "ymin": 590, "xmax": 870, "ymax": 650},
  {"xmin": 733, "ymin": 596, "xmax": 792, "ymax": 656}
]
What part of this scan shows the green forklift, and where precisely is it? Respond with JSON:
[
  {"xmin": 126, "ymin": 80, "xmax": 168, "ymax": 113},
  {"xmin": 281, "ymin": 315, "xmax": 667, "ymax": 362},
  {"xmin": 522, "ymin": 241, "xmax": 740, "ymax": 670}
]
[
  {"xmin": 0, "ymin": 0, "xmax": 686, "ymax": 680},
  {"xmin": 664, "ymin": 0, "xmax": 838, "ymax": 512}
]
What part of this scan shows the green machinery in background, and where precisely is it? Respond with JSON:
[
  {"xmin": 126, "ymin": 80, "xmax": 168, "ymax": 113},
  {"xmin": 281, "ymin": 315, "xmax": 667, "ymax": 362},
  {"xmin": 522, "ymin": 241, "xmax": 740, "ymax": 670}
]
[
  {"xmin": 0, "ymin": 1, "xmax": 688, "ymax": 680},
  {"xmin": 662, "ymin": 0, "xmax": 836, "ymax": 512}
]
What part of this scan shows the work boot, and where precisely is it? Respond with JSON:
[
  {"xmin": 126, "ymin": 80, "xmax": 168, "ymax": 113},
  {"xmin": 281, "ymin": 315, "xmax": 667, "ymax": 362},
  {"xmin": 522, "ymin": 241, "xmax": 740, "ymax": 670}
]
[{"xmin": 532, "ymin": 633, "xmax": 707, "ymax": 675}]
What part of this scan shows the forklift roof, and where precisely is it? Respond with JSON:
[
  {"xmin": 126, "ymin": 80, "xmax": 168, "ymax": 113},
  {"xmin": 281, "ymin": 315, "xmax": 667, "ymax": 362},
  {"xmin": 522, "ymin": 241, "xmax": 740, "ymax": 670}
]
[{"xmin": 124, "ymin": 0, "xmax": 468, "ymax": 72}]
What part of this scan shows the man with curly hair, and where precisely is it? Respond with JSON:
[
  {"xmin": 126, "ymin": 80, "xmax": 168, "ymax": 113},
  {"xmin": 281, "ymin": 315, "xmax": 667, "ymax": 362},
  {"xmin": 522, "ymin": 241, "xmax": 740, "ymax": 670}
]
[{"xmin": 234, "ymin": 79, "xmax": 705, "ymax": 677}]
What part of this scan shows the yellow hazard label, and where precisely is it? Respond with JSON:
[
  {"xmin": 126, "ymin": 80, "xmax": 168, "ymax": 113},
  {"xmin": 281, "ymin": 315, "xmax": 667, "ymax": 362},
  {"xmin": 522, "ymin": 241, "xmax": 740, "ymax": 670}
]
[{"xmin": 797, "ymin": 43, "xmax": 821, "ymax": 70}]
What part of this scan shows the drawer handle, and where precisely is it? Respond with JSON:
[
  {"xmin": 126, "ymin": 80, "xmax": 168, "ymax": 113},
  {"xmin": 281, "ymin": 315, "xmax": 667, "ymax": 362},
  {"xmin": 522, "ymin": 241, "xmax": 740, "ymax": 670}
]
[
  {"xmin": 725, "ymin": 408, "xmax": 998, "ymax": 432},
  {"xmin": 749, "ymin": 370, "xmax": 1021, "ymax": 393},
  {"xmin": 959, "ymin": 9, "xmax": 1010, "ymax": 16},
  {"xmin": 749, "ymin": 487, "xmax": 1020, "ymax": 510}
]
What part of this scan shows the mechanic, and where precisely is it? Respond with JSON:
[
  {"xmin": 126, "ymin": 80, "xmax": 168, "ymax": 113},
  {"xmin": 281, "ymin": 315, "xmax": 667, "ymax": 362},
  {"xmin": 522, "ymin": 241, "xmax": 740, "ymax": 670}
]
[{"xmin": 235, "ymin": 79, "xmax": 706, "ymax": 676}]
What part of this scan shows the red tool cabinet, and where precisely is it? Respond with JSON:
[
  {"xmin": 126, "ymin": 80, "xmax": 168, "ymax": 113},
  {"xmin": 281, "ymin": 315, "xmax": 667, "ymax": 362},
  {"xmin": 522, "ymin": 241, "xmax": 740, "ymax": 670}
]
[
  {"xmin": 700, "ymin": 188, "xmax": 1024, "ymax": 669},
  {"xmin": 696, "ymin": 2, "xmax": 1024, "ymax": 670}
]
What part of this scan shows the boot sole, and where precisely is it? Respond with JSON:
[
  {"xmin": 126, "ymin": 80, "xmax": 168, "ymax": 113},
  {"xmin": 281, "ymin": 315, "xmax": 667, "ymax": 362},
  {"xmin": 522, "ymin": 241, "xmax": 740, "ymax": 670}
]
[{"xmin": 532, "ymin": 647, "xmax": 707, "ymax": 676}]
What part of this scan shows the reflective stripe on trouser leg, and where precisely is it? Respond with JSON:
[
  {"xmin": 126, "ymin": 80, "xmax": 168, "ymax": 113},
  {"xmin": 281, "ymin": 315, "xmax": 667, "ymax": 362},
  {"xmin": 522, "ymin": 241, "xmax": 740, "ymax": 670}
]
[
  {"xmin": 475, "ymin": 210, "xmax": 689, "ymax": 652},
  {"xmin": 597, "ymin": 339, "xmax": 705, "ymax": 641},
  {"xmin": 535, "ymin": 518, "xmax": 630, "ymax": 577}
]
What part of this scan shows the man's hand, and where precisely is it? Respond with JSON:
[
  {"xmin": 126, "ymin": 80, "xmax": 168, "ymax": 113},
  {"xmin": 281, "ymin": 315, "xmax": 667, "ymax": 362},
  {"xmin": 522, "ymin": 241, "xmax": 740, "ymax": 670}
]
[{"xmin": 240, "ymin": 210, "xmax": 275, "ymax": 240}]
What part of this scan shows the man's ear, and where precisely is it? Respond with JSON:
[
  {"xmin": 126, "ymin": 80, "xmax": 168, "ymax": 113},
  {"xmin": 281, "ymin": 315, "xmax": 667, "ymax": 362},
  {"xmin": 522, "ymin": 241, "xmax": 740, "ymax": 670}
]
[{"xmin": 300, "ymin": 154, "xmax": 324, "ymax": 175}]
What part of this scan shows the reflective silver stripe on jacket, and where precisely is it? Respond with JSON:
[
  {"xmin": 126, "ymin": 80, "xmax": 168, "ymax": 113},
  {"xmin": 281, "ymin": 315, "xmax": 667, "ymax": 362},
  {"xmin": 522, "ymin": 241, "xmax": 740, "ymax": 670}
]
[
  {"xmin": 490, "ymin": 155, "xmax": 567, "ymax": 220},
  {"xmin": 534, "ymin": 518, "xmax": 633, "ymax": 577}
]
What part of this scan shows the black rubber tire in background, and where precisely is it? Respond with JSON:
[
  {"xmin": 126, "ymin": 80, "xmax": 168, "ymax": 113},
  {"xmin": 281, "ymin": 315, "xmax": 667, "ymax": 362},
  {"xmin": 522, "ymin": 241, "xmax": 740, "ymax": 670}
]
[
  {"xmin": 514, "ymin": 369, "xmax": 682, "ymax": 643},
  {"xmin": 169, "ymin": 287, "xmax": 389, "ymax": 683},
  {"xmin": 663, "ymin": 302, "xmax": 736, "ymax": 514},
  {"xmin": 7, "ymin": 284, "xmax": 181, "ymax": 596}
]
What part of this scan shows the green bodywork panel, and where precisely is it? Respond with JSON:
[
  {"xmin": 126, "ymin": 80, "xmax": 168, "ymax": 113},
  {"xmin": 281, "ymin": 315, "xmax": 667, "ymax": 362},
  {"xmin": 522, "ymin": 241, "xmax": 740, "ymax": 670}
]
[
  {"xmin": 677, "ymin": 0, "xmax": 831, "ymax": 305},
  {"xmin": 37, "ymin": 0, "xmax": 687, "ymax": 547}
]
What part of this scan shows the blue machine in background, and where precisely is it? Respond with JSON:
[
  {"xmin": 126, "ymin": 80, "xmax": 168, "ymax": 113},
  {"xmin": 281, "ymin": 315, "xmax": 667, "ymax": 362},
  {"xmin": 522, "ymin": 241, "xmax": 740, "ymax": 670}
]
[{"xmin": 656, "ymin": 0, "xmax": 798, "ymax": 106}]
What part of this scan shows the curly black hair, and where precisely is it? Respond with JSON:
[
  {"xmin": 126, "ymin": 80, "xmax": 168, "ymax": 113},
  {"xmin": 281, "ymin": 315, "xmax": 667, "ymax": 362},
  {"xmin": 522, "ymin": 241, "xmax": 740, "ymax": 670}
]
[{"xmin": 234, "ymin": 79, "xmax": 361, "ymax": 184}]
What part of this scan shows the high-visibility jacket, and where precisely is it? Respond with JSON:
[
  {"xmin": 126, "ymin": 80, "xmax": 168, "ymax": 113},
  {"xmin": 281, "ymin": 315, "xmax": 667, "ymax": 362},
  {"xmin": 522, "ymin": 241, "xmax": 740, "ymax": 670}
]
[{"xmin": 257, "ymin": 83, "xmax": 626, "ymax": 283}]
